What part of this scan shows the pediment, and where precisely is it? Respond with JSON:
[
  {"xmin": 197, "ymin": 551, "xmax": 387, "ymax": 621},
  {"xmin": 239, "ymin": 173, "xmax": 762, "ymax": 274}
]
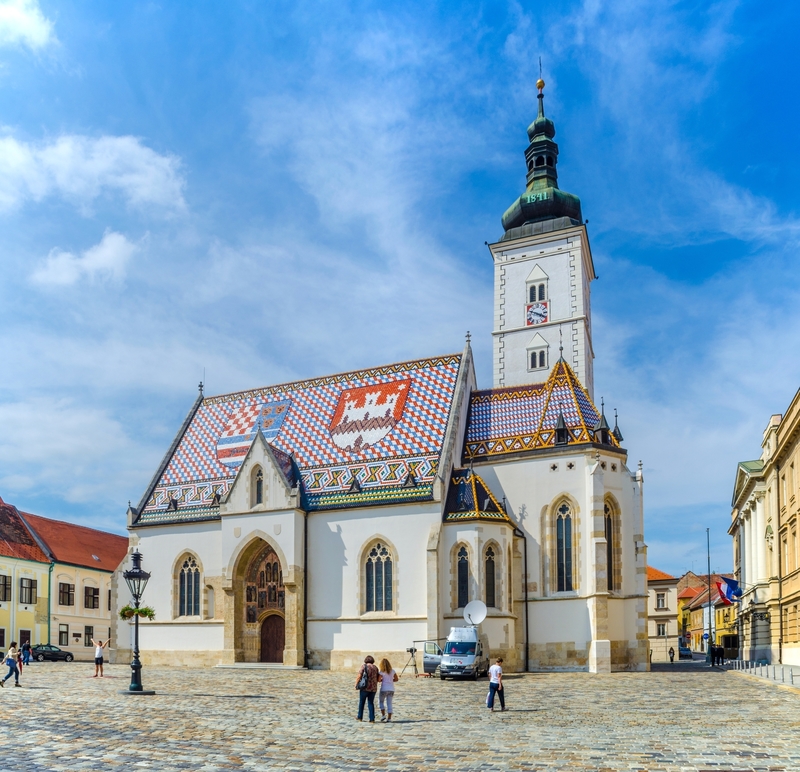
[
  {"xmin": 526, "ymin": 264, "xmax": 549, "ymax": 282},
  {"xmin": 526, "ymin": 332, "xmax": 548, "ymax": 349},
  {"xmin": 221, "ymin": 431, "xmax": 298, "ymax": 515}
]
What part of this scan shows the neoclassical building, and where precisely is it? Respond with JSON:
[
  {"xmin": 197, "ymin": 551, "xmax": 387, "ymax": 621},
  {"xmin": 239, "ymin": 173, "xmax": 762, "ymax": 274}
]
[
  {"xmin": 115, "ymin": 82, "xmax": 648, "ymax": 673},
  {"xmin": 730, "ymin": 385, "xmax": 800, "ymax": 666}
]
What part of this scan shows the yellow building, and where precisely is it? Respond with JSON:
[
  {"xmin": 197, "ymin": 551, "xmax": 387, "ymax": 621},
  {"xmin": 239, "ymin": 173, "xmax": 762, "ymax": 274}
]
[
  {"xmin": 715, "ymin": 597, "xmax": 738, "ymax": 657},
  {"xmin": 0, "ymin": 498, "xmax": 51, "ymax": 650}
]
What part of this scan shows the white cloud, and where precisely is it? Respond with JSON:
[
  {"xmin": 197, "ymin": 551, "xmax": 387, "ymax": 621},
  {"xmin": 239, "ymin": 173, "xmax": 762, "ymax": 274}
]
[
  {"xmin": 0, "ymin": 133, "xmax": 186, "ymax": 213},
  {"xmin": 31, "ymin": 229, "xmax": 140, "ymax": 286},
  {"xmin": 0, "ymin": 0, "xmax": 55, "ymax": 51}
]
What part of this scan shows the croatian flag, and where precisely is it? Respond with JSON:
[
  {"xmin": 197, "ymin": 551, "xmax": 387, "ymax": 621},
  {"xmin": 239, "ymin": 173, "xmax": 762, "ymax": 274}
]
[{"xmin": 717, "ymin": 578, "xmax": 743, "ymax": 605}]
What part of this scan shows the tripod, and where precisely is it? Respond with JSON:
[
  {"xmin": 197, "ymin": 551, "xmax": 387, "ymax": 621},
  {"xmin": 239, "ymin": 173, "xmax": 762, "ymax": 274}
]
[{"xmin": 400, "ymin": 648, "xmax": 419, "ymax": 677}]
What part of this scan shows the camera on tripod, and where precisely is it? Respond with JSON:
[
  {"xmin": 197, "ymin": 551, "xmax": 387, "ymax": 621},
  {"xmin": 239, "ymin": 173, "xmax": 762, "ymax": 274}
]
[{"xmin": 406, "ymin": 647, "xmax": 417, "ymax": 655}]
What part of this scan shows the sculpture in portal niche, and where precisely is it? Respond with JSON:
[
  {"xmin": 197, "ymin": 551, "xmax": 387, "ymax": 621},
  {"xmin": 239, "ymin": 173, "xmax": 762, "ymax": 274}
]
[{"xmin": 246, "ymin": 606, "xmax": 257, "ymax": 623}]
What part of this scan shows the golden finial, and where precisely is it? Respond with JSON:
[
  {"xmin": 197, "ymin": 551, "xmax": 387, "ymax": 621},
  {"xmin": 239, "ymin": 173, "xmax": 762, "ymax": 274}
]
[{"xmin": 536, "ymin": 78, "xmax": 545, "ymax": 91}]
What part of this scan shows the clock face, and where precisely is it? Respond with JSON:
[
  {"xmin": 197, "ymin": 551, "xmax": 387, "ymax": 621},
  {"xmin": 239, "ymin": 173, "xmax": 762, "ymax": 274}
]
[{"xmin": 526, "ymin": 301, "xmax": 548, "ymax": 326}]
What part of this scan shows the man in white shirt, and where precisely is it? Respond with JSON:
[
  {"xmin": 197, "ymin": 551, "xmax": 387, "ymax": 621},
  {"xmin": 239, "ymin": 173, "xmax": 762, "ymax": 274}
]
[
  {"xmin": 487, "ymin": 658, "xmax": 505, "ymax": 712},
  {"xmin": 91, "ymin": 638, "xmax": 111, "ymax": 678}
]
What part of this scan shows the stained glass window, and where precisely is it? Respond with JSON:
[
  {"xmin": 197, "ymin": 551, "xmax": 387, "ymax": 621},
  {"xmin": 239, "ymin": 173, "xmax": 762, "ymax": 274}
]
[{"xmin": 365, "ymin": 543, "xmax": 392, "ymax": 612}]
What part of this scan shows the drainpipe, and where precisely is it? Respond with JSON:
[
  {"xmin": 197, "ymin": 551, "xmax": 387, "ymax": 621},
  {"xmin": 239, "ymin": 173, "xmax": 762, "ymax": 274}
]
[
  {"xmin": 513, "ymin": 526, "xmax": 529, "ymax": 672},
  {"xmin": 303, "ymin": 506, "xmax": 308, "ymax": 669},
  {"xmin": 47, "ymin": 561, "xmax": 54, "ymax": 645}
]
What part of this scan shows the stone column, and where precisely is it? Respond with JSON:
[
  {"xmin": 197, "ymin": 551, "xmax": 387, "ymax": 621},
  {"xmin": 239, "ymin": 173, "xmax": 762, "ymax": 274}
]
[
  {"xmin": 743, "ymin": 510, "xmax": 753, "ymax": 591},
  {"xmin": 754, "ymin": 493, "xmax": 766, "ymax": 584}
]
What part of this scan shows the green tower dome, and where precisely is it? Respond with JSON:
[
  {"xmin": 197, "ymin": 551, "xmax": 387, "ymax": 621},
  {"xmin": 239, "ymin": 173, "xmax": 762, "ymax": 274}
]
[{"xmin": 501, "ymin": 81, "xmax": 583, "ymax": 241}]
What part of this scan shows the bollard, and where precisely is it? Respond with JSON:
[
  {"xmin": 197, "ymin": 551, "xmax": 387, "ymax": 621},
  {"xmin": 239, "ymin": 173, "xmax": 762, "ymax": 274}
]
[
  {"xmin": 782, "ymin": 666, "xmax": 785, "ymax": 682},
  {"xmin": 773, "ymin": 665, "xmax": 776, "ymax": 680},
  {"xmin": 791, "ymin": 670, "xmax": 794, "ymax": 685}
]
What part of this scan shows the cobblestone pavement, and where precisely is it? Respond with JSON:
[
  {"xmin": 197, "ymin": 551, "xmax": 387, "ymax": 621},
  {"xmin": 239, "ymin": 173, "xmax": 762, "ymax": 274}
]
[{"xmin": 3, "ymin": 661, "xmax": 799, "ymax": 771}]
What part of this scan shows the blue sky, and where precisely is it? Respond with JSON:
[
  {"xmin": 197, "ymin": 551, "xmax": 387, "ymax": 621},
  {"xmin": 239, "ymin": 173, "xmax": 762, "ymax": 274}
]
[{"xmin": 1, "ymin": 0, "xmax": 798, "ymax": 577}]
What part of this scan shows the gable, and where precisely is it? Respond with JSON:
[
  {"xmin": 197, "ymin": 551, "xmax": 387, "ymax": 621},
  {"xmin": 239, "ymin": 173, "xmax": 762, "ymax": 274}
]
[
  {"xmin": 526, "ymin": 264, "xmax": 549, "ymax": 282},
  {"xmin": 134, "ymin": 353, "xmax": 463, "ymax": 524}
]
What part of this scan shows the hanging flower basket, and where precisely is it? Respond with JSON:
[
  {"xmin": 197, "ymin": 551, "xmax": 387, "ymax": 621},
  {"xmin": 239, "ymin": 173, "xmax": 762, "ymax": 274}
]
[{"xmin": 119, "ymin": 605, "xmax": 156, "ymax": 620}]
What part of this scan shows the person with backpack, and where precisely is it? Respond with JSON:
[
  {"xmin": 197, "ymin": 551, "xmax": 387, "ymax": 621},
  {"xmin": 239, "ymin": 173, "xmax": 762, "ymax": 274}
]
[{"xmin": 355, "ymin": 655, "xmax": 379, "ymax": 722}]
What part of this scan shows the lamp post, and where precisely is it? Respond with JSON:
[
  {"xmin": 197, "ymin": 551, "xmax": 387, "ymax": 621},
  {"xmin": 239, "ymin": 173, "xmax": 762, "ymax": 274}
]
[{"xmin": 123, "ymin": 550, "xmax": 155, "ymax": 695}]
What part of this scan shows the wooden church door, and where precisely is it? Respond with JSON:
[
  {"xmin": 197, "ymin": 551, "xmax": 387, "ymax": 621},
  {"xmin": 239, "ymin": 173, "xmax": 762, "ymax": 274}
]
[{"xmin": 260, "ymin": 615, "xmax": 285, "ymax": 663}]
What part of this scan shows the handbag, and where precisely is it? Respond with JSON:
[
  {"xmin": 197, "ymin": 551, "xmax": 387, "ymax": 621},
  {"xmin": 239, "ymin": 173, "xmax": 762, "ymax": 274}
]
[{"xmin": 356, "ymin": 666, "xmax": 368, "ymax": 690}]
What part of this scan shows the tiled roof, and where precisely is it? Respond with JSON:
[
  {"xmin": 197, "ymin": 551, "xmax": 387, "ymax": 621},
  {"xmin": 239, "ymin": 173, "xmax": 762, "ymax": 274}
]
[
  {"xmin": 443, "ymin": 469, "xmax": 512, "ymax": 523},
  {"xmin": 0, "ymin": 500, "xmax": 50, "ymax": 564},
  {"xmin": 647, "ymin": 566, "xmax": 676, "ymax": 582},
  {"xmin": 463, "ymin": 358, "xmax": 617, "ymax": 461},
  {"xmin": 135, "ymin": 354, "xmax": 463, "ymax": 523},
  {"xmin": 677, "ymin": 586, "xmax": 700, "ymax": 600},
  {"xmin": 21, "ymin": 512, "xmax": 128, "ymax": 572}
]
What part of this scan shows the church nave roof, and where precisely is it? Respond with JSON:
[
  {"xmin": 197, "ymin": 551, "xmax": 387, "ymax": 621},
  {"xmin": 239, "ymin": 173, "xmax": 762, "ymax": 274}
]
[{"xmin": 132, "ymin": 353, "xmax": 465, "ymax": 525}]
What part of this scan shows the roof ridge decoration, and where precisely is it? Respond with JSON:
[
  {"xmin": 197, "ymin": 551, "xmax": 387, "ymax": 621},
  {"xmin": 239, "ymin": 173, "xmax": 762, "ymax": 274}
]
[
  {"xmin": 134, "ymin": 353, "xmax": 463, "ymax": 525},
  {"xmin": 464, "ymin": 358, "xmax": 620, "ymax": 461},
  {"xmin": 443, "ymin": 468, "xmax": 512, "ymax": 524}
]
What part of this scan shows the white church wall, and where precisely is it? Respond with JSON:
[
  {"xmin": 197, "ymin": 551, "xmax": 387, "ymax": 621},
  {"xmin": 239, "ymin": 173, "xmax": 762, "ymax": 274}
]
[{"xmin": 137, "ymin": 621, "xmax": 225, "ymax": 660}]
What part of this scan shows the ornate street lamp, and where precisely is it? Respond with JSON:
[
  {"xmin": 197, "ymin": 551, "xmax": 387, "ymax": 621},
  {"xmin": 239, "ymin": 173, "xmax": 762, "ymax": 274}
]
[{"xmin": 123, "ymin": 550, "xmax": 155, "ymax": 695}]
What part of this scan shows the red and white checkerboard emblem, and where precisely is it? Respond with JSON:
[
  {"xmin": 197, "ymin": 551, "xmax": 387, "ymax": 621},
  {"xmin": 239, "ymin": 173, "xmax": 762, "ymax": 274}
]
[
  {"xmin": 216, "ymin": 404, "xmax": 261, "ymax": 467},
  {"xmin": 329, "ymin": 379, "xmax": 411, "ymax": 452}
]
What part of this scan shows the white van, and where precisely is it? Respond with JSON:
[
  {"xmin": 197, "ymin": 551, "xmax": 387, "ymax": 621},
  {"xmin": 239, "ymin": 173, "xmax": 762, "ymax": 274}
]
[{"xmin": 437, "ymin": 626, "xmax": 489, "ymax": 680}]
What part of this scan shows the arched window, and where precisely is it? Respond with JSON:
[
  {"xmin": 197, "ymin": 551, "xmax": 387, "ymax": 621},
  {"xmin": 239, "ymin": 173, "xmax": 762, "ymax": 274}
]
[
  {"xmin": 535, "ymin": 155, "xmax": 545, "ymax": 167},
  {"xmin": 546, "ymin": 156, "xmax": 554, "ymax": 167},
  {"xmin": 365, "ymin": 543, "xmax": 392, "ymax": 612},
  {"xmin": 457, "ymin": 546, "xmax": 469, "ymax": 608},
  {"xmin": 604, "ymin": 504, "xmax": 614, "ymax": 592},
  {"xmin": 539, "ymin": 350, "xmax": 546, "ymax": 368},
  {"xmin": 538, "ymin": 283, "xmax": 546, "ymax": 301},
  {"xmin": 556, "ymin": 503, "xmax": 573, "ymax": 592},
  {"xmin": 255, "ymin": 469, "xmax": 263, "ymax": 504},
  {"xmin": 604, "ymin": 498, "xmax": 622, "ymax": 593},
  {"xmin": 179, "ymin": 556, "xmax": 200, "ymax": 616},
  {"xmin": 485, "ymin": 547, "xmax": 496, "ymax": 608}
]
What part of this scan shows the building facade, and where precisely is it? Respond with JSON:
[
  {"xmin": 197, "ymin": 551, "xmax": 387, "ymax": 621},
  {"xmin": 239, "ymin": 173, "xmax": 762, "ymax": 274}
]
[
  {"xmin": 0, "ymin": 499, "xmax": 50, "ymax": 651},
  {"xmin": 646, "ymin": 567, "xmax": 679, "ymax": 662},
  {"xmin": 117, "ymin": 82, "xmax": 648, "ymax": 673},
  {"xmin": 730, "ymin": 387, "xmax": 800, "ymax": 665},
  {"xmin": 21, "ymin": 512, "xmax": 128, "ymax": 660}
]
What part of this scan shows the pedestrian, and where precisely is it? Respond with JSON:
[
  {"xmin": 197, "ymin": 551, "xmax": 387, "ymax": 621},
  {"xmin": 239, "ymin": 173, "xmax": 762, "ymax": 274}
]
[
  {"xmin": 378, "ymin": 658, "xmax": 398, "ymax": 722},
  {"xmin": 91, "ymin": 638, "xmax": 111, "ymax": 677},
  {"xmin": 668, "ymin": 646, "xmax": 675, "ymax": 664},
  {"xmin": 0, "ymin": 642, "xmax": 21, "ymax": 687},
  {"xmin": 21, "ymin": 640, "xmax": 31, "ymax": 665},
  {"xmin": 487, "ymin": 657, "xmax": 505, "ymax": 712},
  {"xmin": 355, "ymin": 655, "xmax": 379, "ymax": 723}
]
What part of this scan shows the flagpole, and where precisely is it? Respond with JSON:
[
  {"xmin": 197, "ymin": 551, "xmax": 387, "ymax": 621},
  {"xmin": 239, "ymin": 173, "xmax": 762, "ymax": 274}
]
[{"xmin": 707, "ymin": 528, "xmax": 712, "ymax": 664}]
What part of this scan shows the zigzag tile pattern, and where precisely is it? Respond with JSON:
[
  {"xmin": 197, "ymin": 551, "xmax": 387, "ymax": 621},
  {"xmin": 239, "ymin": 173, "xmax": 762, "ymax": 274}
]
[{"xmin": 140, "ymin": 355, "xmax": 461, "ymax": 520}]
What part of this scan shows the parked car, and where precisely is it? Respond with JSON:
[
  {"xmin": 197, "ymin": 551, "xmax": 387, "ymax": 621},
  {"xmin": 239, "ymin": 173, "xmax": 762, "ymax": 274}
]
[
  {"xmin": 31, "ymin": 644, "xmax": 74, "ymax": 662},
  {"xmin": 678, "ymin": 645, "xmax": 693, "ymax": 660}
]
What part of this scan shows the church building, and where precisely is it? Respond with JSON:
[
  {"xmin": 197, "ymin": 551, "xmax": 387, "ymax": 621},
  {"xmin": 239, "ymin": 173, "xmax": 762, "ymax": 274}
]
[{"xmin": 116, "ymin": 81, "xmax": 648, "ymax": 673}]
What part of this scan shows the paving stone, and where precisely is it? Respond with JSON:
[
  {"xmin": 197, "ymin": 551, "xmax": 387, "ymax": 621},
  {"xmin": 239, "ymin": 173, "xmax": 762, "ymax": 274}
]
[{"xmin": 1, "ymin": 663, "xmax": 798, "ymax": 770}]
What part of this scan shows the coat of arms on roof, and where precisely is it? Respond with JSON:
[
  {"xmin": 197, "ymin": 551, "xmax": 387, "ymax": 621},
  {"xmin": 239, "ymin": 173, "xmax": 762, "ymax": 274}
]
[
  {"xmin": 328, "ymin": 379, "xmax": 410, "ymax": 452},
  {"xmin": 216, "ymin": 399, "xmax": 293, "ymax": 467}
]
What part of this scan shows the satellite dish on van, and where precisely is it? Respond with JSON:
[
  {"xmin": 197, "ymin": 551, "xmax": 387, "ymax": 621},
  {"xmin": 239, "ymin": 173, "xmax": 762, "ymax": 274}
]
[{"xmin": 463, "ymin": 600, "xmax": 487, "ymax": 626}]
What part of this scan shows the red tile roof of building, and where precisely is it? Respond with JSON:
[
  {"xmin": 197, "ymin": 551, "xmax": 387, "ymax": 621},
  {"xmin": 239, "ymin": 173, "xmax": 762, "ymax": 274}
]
[
  {"xmin": 677, "ymin": 586, "xmax": 701, "ymax": 600},
  {"xmin": 20, "ymin": 512, "xmax": 128, "ymax": 573},
  {"xmin": 0, "ymin": 499, "xmax": 50, "ymax": 563},
  {"xmin": 647, "ymin": 566, "xmax": 675, "ymax": 581}
]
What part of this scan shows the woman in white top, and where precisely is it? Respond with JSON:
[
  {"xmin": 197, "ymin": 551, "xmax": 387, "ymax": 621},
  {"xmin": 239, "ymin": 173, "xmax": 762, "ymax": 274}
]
[
  {"xmin": 487, "ymin": 657, "xmax": 505, "ymax": 711},
  {"xmin": 91, "ymin": 638, "xmax": 111, "ymax": 677},
  {"xmin": 378, "ymin": 658, "xmax": 399, "ymax": 722},
  {"xmin": 0, "ymin": 642, "xmax": 20, "ymax": 687}
]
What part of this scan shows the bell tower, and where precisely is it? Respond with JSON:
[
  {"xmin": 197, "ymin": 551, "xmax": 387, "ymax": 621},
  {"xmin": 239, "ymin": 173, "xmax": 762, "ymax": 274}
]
[{"xmin": 489, "ymin": 79, "xmax": 596, "ymax": 397}]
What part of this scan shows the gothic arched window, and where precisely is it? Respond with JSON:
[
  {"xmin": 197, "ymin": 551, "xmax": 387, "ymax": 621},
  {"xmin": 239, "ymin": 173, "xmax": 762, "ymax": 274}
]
[
  {"xmin": 179, "ymin": 556, "xmax": 201, "ymax": 616},
  {"xmin": 365, "ymin": 543, "xmax": 393, "ymax": 612},
  {"xmin": 604, "ymin": 499, "xmax": 622, "ymax": 593},
  {"xmin": 457, "ymin": 546, "xmax": 470, "ymax": 608},
  {"xmin": 556, "ymin": 503, "xmax": 574, "ymax": 592},
  {"xmin": 485, "ymin": 547, "xmax": 496, "ymax": 608},
  {"xmin": 604, "ymin": 504, "xmax": 614, "ymax": 592},
  {"xmin": 255, "ymin": 469, "xmax": 263, "ymax": 504}
]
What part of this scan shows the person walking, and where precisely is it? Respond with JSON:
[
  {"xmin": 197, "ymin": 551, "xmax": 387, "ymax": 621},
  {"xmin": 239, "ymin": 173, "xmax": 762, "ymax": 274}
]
[
  {"xmin": 487, "ymin": 657, "xmax": 505, "ymax": 712},
  {"xmin": 21, "ymin": 640, "xmax": 31, "ymax": 665},
  {"xmin": 355, "ymin": 655, "xmax": 379, "ymax": 723},
  {"xmin": 0, "ymin": 643, "xmax": 21, "ymax": 687},
  {"xmin": 378, "ymin": 658, "xmax": 398, "ymax": 722},
  {"xmin": 668, "ymin": 646, "xmax": 675, "ymax": 664},
  {"xmin": 91, "ymin": 638, "xmax": 111, "ymax": 677}
]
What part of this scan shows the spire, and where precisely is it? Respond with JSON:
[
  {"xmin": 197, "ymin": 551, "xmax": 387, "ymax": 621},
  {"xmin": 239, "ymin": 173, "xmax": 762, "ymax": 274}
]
[
  {"xmin": 555, "ymin": 409, "xmax": 569, "ymax": 445},
  {"xmin": 612, "ymin": 408, "xmax": 624, "ymax": 443},
  {"xmin": 501, "ymin": 77, "xmax": 583, "ymax": 241},
  {"xmin": 594, "ymin": 397, "xmax": 611, "ymax": 445}
]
